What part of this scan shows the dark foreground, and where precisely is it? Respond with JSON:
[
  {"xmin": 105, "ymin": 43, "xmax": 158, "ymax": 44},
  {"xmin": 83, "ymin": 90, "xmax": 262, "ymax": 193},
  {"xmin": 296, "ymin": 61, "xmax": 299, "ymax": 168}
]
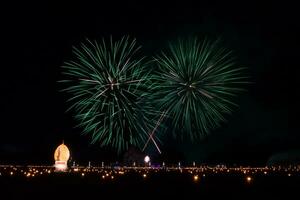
[{"xmin": 1, "ymin": 166, "xmax": 299, "ymax": 199}]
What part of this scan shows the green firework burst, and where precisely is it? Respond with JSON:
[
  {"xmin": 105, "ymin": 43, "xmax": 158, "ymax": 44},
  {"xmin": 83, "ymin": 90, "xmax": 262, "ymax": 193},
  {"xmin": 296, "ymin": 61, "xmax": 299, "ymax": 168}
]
[
  {"xmin": 152, "ymin": 38, "xmax": 247, "ymax": 140},
  {"xmin": 61, "ymin": 37, "xmax": 156, "ymax": 153}
]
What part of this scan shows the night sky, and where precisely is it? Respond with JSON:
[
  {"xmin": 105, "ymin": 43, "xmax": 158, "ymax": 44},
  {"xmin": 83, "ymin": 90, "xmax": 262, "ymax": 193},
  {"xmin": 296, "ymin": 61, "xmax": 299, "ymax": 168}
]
[{"xmin": 1, "ymin": 1, "xmax": 294, "ymax": 166}]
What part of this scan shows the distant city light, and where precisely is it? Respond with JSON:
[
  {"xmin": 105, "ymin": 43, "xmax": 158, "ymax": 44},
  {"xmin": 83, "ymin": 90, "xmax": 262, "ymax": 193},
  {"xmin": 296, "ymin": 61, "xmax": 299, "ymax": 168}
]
[
  {"xmin": 0, "ymin": 164, "xmax": 299, "ymax": 185},
  {"xmin": 144, "ymin": 156, "xmax": 150, "ymax": 163},
  {"xmin": 246, "ymin": 176, "xmax": 252, "ymax": 182},
  {"xmin": 193, "ymin": 175, "xmax": 199, "ymax": 182}
]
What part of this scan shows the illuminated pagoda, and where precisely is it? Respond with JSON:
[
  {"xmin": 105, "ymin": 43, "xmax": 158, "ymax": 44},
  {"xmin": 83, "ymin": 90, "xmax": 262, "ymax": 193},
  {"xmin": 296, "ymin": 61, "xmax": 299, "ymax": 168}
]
[{"xmin": 54, "ymin": 141, "xmax": 70, "ymax": 171}]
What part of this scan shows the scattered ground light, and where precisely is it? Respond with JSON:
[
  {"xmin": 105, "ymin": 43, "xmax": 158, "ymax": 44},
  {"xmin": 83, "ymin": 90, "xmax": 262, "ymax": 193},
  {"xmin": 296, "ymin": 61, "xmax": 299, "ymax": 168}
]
[
  {"xmin": 246, "ymin": 176, "xmax": 252, "ymax": 183},
  {"xmin": 193, "ymin": 175, "xmax": 199, "ymax": 182},
  {"xmin": 0, "ymin": 165, "xmax": 299, "ymax": 183}
]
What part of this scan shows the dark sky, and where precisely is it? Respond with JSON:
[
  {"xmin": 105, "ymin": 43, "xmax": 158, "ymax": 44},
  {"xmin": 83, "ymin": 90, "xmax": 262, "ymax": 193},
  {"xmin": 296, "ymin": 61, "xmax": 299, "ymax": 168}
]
[{"xmin": 0, "ymin": 1, "xmax": 295, "ymax": 166}]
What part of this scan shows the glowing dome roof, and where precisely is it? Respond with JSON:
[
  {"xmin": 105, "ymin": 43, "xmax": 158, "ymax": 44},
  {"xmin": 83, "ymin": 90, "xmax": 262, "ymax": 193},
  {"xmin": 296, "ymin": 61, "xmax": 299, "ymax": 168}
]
[{"xmin": 54, "ymin": 142, "xmax": 70, "ymax": 162}]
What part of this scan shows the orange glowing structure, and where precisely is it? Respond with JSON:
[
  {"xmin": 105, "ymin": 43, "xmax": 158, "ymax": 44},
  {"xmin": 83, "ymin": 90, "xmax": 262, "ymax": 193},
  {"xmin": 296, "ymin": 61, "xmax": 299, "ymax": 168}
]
[{"xmin": 54, "ymin": 141, "xmax": 70, "ymax": 171}]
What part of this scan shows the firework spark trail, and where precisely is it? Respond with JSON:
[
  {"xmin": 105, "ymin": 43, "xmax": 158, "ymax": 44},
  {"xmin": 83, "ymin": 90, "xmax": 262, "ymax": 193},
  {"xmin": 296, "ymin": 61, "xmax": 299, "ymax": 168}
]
[
  {"xmin": 145, "ymin": 134, "xmax": 161, "ymax": 154},
  {"xmin": 151, "ymin": 37, "xmax": 247, "ymax": 140},
  {"xmin": 61, "ymin": 37, "xmax": 156, "ymax": 153},
  {"xmin": 61, "ymin": 36, "xmax": 247, "ymax": 152},
  {"xmin": 142, "ymin": 110, "xmax": 168, "ymax": 153}
]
